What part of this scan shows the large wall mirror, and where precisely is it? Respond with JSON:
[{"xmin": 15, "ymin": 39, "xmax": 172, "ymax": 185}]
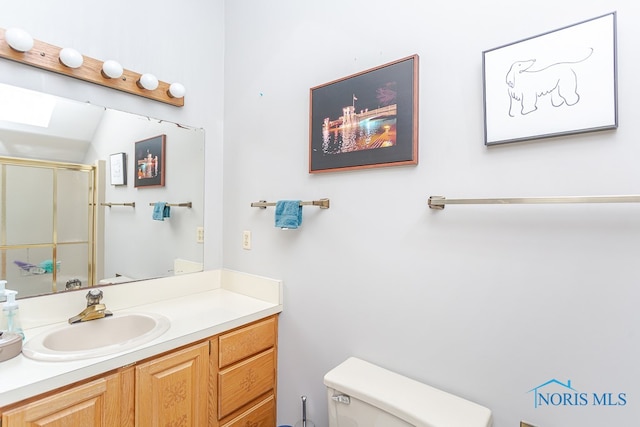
[{"xmin": 0, "ymin": 83, "xmax": 205, "ymax": 299}]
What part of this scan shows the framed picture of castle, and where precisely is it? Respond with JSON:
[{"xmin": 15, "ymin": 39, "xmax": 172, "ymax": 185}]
[
  {"xmin": 134, "ymin": 134, "xmax": 165, "ymax": 188},
  {"xmin": 483, "ymin": 12, "xmax": 617, "ymax": 145},
  {"xmin": 309, "ymin": 55, "xmax": 419, "ymax": 173}
]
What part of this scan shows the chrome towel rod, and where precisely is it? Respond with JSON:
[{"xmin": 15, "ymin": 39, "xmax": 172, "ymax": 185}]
[
  {"xmin": 101, "ymin": 202, "xmax": 135, "ymax": 207},
  {"xmin": 251, "ymin": 198, "xmax": 330, "ymax": 209},
  {"xmin": 428, "ymin": 195, "xmax": 640, "ymax": 210},
  {"xmin": 148, "ymin": 202, "xmax": 192, "ymax": 208}
]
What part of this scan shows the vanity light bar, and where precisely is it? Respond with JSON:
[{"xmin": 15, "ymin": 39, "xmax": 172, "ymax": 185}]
[{"xmin": 0, "ymin": 28, "xmax": 184, "ymax": 107}]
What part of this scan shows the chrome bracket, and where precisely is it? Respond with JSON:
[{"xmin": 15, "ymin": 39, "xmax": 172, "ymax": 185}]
[{"xmin": 428, "ymin": 195, "xmax": 446, "ymax": 210}]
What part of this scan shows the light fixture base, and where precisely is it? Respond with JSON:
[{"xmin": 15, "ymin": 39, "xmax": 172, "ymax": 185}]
[{"xmin": 0, "ymin": 28, "xmax": 184, "ymax": 107}]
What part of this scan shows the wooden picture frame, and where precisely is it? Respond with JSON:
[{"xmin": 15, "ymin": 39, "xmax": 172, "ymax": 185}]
[
  {"xmin": 483, "ymin": 12, "xmax": 617, "ymax": 145},
  {"xmin": 309, "ymin": 55, "xmax": 419, "ymax": 173},
  {"xmin": 109, "ymin": 152, "xmax": 127, "ymax": 186},
  {"xmin": 134, "ymin": 135, "xmax": 165, "ymax": 188}
]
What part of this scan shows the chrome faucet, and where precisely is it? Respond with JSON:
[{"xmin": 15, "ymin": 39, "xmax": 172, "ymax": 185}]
[
  {"xmin": 68, "ymin": 289, "xmax": 113, "ymax": 324},
  {"xmin": 65, "ymin": 278, "xmax": 82, "ymax": 290}
]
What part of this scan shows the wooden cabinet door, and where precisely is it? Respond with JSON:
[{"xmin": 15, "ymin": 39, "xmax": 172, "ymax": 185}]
[
  {"xmin": 136, "ymin": 342, "xmax": 209, "ymax": 427},
  {"xmin": 1, "ymin": 372, "xmax": 124, "ymax": 426}
]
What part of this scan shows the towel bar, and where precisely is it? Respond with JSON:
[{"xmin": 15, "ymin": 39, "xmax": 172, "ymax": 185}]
[
  {"xmin": 428, "ymin": 195, "xmax": 640, "ymax": 210},
  {"xmin": 148, "ymin": 202, "xmax": 192, "ymax": 208},
  {"xmin": 251, "ymin": 198, "xmax": 330, "ymax": 209},
  {"xmin": 101, "ymin": 202, "xmax": 135, "ymax": 207}
]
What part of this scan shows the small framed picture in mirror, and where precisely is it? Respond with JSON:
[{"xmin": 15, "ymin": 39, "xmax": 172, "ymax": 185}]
[
  {"xmin": 134, "ymin": 135, "xmax": 166, "ymax": 188},
  {"xmin": 109, "ymin": 152, "xmax": 127, "ymax": 186}
]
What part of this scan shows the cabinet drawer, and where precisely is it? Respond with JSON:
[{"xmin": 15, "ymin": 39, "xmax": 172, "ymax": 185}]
[
  {"xmin": 218, "ymin": 348, "xmax": 275, "ymax": 419},
  {"xmin": 219, "ymin": 316, "xmax": 276, "ymax": 368},
  {"xmin": 220, "ymin": 393, "xmax": 275, "ymax": 427}
]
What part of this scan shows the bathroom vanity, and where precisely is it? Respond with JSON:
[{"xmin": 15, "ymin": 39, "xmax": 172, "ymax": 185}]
[{"xmin": 0, "ymin": 269, "xmax": 282, "ymax": 426}]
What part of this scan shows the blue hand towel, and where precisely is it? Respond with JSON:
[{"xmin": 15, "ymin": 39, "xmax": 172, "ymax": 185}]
[
  {"xmin": 275, "ymin": 200, "xmax": 302, "ymax": 229},
  {"xmin": 152, "ymin": 202, "xmax": 171, "ymax": 221}
]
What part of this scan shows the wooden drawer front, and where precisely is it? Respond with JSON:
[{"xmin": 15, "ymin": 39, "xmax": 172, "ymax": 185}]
[
  {"xmin": 218, "ymin": 348, "xmax": 275, "ymax": 419},
  {"xmin": 219, "ymin": 316, "xmax": 276, "ymax": 368},
  {"xmin": 220, "ymin": 393, "xmax": 275, "ymax": 427}
]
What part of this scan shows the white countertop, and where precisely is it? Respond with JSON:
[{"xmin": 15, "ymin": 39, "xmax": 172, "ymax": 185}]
[{"xmin": 0, "ymin": 269, "xmax": 283, "ymax": 407}]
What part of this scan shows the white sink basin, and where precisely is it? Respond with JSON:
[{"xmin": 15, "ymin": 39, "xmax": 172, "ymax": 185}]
[{"xmin": 22, "ymin": 312, "xmax": 170, "ymax": 362}]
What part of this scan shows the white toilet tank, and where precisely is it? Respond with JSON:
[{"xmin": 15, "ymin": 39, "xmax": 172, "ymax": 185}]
[{"xmin": 324, "ymin": 357, "xmax": 492, "ymax": 427}]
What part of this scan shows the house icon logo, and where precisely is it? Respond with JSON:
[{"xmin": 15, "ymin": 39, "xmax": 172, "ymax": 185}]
[
  {"xmin": 528, "ymin": 379, "xmax": 581, "ymax": 408},
  {"xmin": 527, "ymin": 379, "xmax": 627, "ymax": 408}
]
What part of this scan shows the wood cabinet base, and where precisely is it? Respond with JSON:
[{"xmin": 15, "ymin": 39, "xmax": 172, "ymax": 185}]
[{"xmin": 0, "ymin": 315, "xmax": 278, "ymax": 427}]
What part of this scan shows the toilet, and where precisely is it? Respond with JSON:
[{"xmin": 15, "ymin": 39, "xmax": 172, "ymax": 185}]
[
  {"xmin": 98, "ymin": 275, "xmax": 134, "ymax": 285},
  {"xmin": 324, "ymin": 357, "xmax": 492, "ymax": 427}
]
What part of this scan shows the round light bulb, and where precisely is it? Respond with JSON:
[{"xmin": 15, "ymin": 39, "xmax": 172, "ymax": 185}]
[
  {"xmin": 168, "ymin": 82, "xmax": 186, "ymax": 98},
  {"xmin": 102, "ymin": 60, "xmax": 123, "ymax": 79},
  {"xmin": 59, "ymin": 47, "xmax": 83, "ymax": 68},
  {"xmin": 5, "ymin": 28, "xmax": 34, "ymax": 52},
  {"xmin": 138, "ymin": 73, "xmax": 159, "ymax": 91}
]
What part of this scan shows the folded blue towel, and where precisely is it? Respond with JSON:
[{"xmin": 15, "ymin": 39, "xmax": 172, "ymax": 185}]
[
  {"xmin": 275, "ymin": 200, "xmax": 302, "ymax": 229},
  {"xmin": 152, "ymin": 202, "xmax": 171, "ymax": 221},
  {"xmin": 152, "ymin": 202, "xmax": 165, "ymax": 220}
]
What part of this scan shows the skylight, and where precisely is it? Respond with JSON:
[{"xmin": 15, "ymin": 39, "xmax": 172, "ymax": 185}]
[{"xmin": 0, "ymin": 83, "xmax": 56, "ymax": 128}]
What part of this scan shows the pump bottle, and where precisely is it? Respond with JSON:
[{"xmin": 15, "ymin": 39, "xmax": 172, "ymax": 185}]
[{"xmin": 1, "ymin": 289, "xmax": 24, "ymax": 341}]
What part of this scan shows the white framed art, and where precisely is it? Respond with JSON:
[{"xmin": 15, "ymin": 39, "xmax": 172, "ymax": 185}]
[
  {"xmin": 482, "ymin": 12, "xmax": 617, "ymax": 146},
  {"xmin": 110, "ymin": 152, "xmax": 127, "ymax": 186}
]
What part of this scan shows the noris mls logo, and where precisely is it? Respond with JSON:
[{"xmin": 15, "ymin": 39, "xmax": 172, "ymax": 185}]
[{"xmin": 528, "ymin": 379, "xmax": 627, "ymax": 408}]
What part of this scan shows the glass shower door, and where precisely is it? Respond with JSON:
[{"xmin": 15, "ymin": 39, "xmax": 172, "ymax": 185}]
[{"xmin": 0, "ymin": 160, "xmax": 95, "ymax": 297}]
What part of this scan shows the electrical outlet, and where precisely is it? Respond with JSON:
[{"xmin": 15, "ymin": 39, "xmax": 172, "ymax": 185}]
[
  {"xmin": 242, "ymin": 230, "xmax": 251, "ymax": 250},
  {"xmin": 196, "ymin": 227, "xmax": 204, "ymax": 243}
]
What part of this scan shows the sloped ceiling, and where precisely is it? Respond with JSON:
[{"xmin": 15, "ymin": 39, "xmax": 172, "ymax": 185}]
[{"xmin": 0, "ymin": 84, "xmax": 104, "ymax": 163}]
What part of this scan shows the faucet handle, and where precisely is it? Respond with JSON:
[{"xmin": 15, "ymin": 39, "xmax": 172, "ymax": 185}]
[{"xmin": 86, "ymin": 289, "xmax": 103, "ymax": 306}]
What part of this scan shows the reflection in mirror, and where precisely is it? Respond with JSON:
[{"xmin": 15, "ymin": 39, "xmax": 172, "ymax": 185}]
[
  {"xmin": 0, "ymin": 83, "xmax": 205, "ymax": 299},
  {"xmin": 1, "ymin": 158, "xmax": 94, "ymax": 297}
]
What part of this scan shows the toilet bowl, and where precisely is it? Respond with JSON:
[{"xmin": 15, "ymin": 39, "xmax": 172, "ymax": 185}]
[
  {"xmin": 324, "ymin": 357, "xmax": 492, "ymax": 427},
  {"xmin": 173, "ymin": 258, "xmax": 203, "ymax": 275},
  {"xmin": 98, "ymin": 275, "xmax": 134, "ymax": 285}
]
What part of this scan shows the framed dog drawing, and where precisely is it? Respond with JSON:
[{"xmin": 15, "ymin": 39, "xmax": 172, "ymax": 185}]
[{"xmin": 483, "ymin": 12, "xmax": 617, "ymax": 145}]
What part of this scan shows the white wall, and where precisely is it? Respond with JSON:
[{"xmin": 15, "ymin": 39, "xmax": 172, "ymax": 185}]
[
  {"xmin": 0, "ymin": 0, "xmax": 225, "ymax": 269},
  {"xmin": 223, "ymin": 1, "xmax": 640, "ymax": 426},
  {"xmin": 87, "ymin": 110, "xmax": 205, "ymax": 280},
  {"xmin": 4, "ymin": 1, "xmax": 640, "ymax": 426}
]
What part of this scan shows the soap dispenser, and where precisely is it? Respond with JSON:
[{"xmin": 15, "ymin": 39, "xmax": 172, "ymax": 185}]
[{"xmin": 1, "ymin": 289, "xmax": 24, "ymax": 341}]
